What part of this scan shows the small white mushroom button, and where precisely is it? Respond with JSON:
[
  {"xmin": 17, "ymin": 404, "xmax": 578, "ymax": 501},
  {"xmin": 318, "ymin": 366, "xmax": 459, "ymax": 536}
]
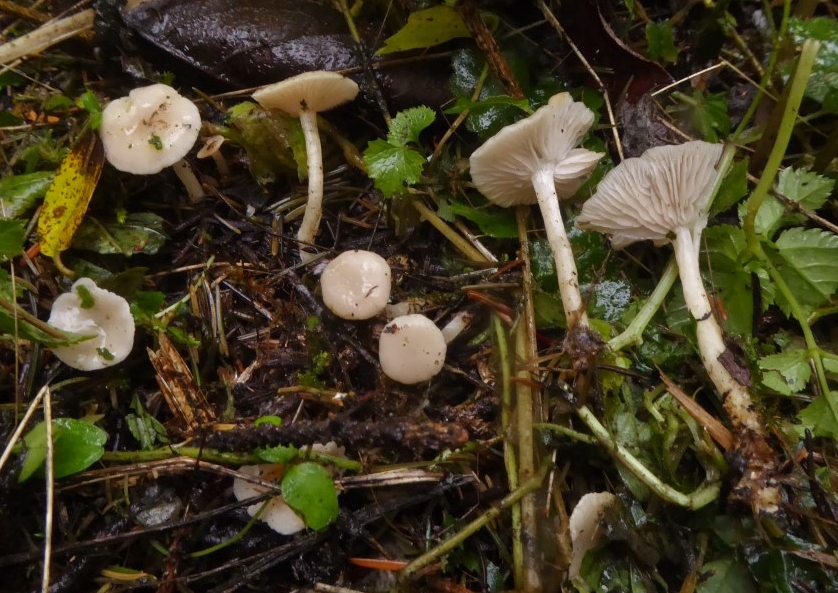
[
  {"xmin": 320, "ymin": 250, "xmax": 392, "ymax": 320},
  {"xmin": 379, "ymin": 314, "xmax": 447, "ymax": 384}
]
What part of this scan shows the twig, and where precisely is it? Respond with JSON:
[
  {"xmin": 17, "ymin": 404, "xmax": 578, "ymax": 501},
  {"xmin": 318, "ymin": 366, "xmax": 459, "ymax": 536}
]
[
  {"xmin": 0, "ymin": 9, "xmax": 94, "ymax": 65},
  {"xmin": 41, "ymin": 386, "xmax": 54, "ymax": 593},
  {"xmin": 0, "ymin": 384, "xmax": 47, "ymax": 474}
]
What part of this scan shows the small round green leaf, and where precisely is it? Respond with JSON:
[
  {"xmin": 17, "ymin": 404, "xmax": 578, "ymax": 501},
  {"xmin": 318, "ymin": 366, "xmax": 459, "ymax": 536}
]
[{"xmin": 280, "ymin": 462, "xmax": 339, "ymax": 531}]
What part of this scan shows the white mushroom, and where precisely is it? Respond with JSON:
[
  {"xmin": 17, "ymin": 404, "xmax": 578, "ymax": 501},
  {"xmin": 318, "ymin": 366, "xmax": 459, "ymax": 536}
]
[
  {"xmin": 99, "ymin": 83, "xmax": 203, "ymax": 201},
  {"xmin": 379, "ymin": 314, "xmax": 447, "ymax": 384},
  {"xmin": 469, "ymin": 93, "xmax": 603, "ymax": 328},
  {"xmin": 577, "ymin": 141, "xmax": 780, "ymax": 514},
  {"xmin": 320, "ymin": 250, "xmax": 392, "ymax": 320},
  {"xmin": 252, "ymin": 71, "xmax": 360, "ymax": 262},
  {"xmin": 47, "ymin": 278, "xmax": 135, "ymax": 371},
  {"xmin": 568, "ymin": 492, "xmax": 617, "ymax": 581},
  {"xmin": 233, "ymin": 442, "xmax": 345, "ymax": 535}
]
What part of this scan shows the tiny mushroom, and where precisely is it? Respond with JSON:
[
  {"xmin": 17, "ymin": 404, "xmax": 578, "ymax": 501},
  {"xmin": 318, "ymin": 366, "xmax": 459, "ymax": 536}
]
[
  {"xmin": 577, "ymin": 141, "xmax": 780, "ymax": 514},
  {"xmin": 47, "ymin": 278, "xmax": 135, "ymax": 371},
  {"xmin": 252, "ymin": 71, "xmax": 360, "ymax": 262},
  {"xmin": 469, "ymin": 92, "xmax": 603, "ymax": 328},
  {"xmin": 379, "ymin": 314, "xmax": 447, "ymax": 384},
  {"xmin": 568, "ymin": 492, "xmax": 618, "ymax": 581},
  {"xmin": 99, "ymin": 83, "xmax": 204, "ymax": 201},
  {"xmin": 320, "ymin": 250, "xmax": 391, "ymax": 320},
  {"xmin": 233, "ymin": 442, "xmax": 344, "ymax": 536}
]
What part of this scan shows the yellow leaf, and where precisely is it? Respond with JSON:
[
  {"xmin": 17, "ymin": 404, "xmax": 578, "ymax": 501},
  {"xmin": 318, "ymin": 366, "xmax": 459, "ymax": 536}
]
[{"xmin": 37, "ymin": 128, "xmax": 103, "ymax": 258}]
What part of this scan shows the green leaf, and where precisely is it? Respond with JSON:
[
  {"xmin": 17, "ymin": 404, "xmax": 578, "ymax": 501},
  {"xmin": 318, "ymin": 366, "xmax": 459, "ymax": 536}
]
[
  {"xmin": 788, "ymin": 17, "xmax": 838, "ymax": 112},
  {"xmin": 797, "ymin": 394, "xmax": 838, "ymax": 440},
  {"xmin": 703, "ymin": 225, "xmax": 754, "ymax": 337},
  {"xmin": 76, "ymin": 90, "xmax": 103, "ymax": 130},
  {"xmin": 281, "ymin": 462, "xmax": 339, "ymax": 530},
  {"xmin": 443, "ymin": 94, "xmax": 531, "ymax": 116},
  {"xmin": 254, "ymin": 415, "xmax": 282, "ymax": 427},
  {"xmin": 669, "ymin": 90, "xmax": 731, "ymax": 142},
  {"xmin": 386, "ymin": 106, "xmax": 436, "ymax": 146},
  {"xmin": 759, "ymin": 349, "xmax": 811, "ymax": 395},
  {"xmin": 441, "ymin": 199, "xmax": 518, "ymax": 238},
  {"xmin": 645, "ymin": 21, "xmax": 678, "ymax": 63},
  {"xmin": 0, "ymin": 171, "xmax": 54, "ymax": 220},
  {"xmin": 18, "ymin": 418, "xmax": 108, "ymax": 482},
  {"xmin": 257, "ymin": 445, "xmax": 299, "ymax": 464},
  {"xmin": 743, "ymin": 168, "xmax": 835, "ymax": 237},
  {"xmin": 696, "ymin": 559, "xmax": 757, "ymax": 593},
  {"xmin": 377, "ymin": 5, "xmax": 470, "ymax": 55},
  {"xmin": 71, "ymin": 212, "xmax": 168, "ymax": 255},
  {"xmin": 126, "ymin": 395, "xmax": 169, "ymax": 449},
  {"xmin": 0, "ymin": 220, "xmax": 25, "ymax": 259},
  {"xmin": 769, "ymin": 228, "xmax": 838, "ymax": 316},
  {"xmin": 711, "ymin": 158, "xmax": 748, "ymax": 215},
  {"xmin": 363, "ymin": 140, "xmax": 426, "ymax": 197}
]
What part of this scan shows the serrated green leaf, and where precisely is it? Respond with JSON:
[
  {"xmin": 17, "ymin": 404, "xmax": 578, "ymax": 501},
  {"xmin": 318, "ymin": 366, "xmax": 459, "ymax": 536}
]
[
  {"xmin": 797, "ymin": 394, "xmax": 838, "ymax": 440},
  {"xmin": 363, "ymin": 140, "xmax": 426, "ymax": 197},
  {"xmin": 377, "ymin": 5, "xmax": 470, "ymax": 55},
  {"xmin": 703, "ymin": 225, "xmax": 754, "ymax": 337},
  {"xmin": 281, "ymin": 462, "xmax": 339, "ymax": 530},
  {"xmin": 0, "ymin": 220, "xmax": 25, "ymax": 259},
  {"xmin": 19, "ymin": 418, "xmax": 108, "ymax": 482},
  {"xmin": 669, "ymin": 90, "xmax": 730, "ymax": 142},
  {"xmin": 759, "ymin": 349, "xmax": 811, "ymax": 395},
  {"xmin": 257, "ymin": 445, "xmax": 299, "ymax": 464},
  {"xmin": 71, "ymin": 212, "xmax": 168, "ymax": 255},
  {"xmin": 770, "ymin": 228, "xmax": 838, "ymax": 316},
  {"xmin": 0, "ymin": 171, "xmax": 54, "ymax": 220},
  {"xmin": 645, "ymin": 21, "xmax": 678, "ymax": 63},
  {"xmin": 387, "ymin": 106, "xmax": 436, "ymax": 146},
  {"xmin": 742, "ymin": 168, "xmax": 835, "ymax": 237}
]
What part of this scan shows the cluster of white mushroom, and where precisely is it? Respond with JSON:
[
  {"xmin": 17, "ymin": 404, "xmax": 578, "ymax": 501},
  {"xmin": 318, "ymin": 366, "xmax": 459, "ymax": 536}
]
[{"xmin": 319, "ymin": 249, "xmax": 449, "ymax": 385}]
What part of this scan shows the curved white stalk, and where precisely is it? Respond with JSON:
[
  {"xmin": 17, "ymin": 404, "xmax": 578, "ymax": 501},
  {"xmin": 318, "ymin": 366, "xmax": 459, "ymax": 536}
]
[
  {"xmin": 296, "ymin": 110, "xmax": 324, "ymax": 263},
  {"xmin": 531, "ymin": 168, "xmax": 587, "ymax": 328},
  {"xmin": 672, "ymin": 226, "xmax": 762, "ymax": 434}
]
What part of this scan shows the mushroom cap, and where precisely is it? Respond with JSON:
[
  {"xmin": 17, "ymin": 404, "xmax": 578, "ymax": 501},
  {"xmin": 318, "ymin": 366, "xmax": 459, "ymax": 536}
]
[
  {"xmin": 99, "ymin": 83, "xmax": 201, "ymax": 175},
  {"xmin": 252, "ymin": 70, "xmax": 359, "ymax": 117},
  {"xmin": 469, "ymin": 93, "xmax": 603, "ymax": 207},
  {"xmin": 568, "ymin": 492, "xmax": 618, "ymax": 580},
  {"xmin": 576, "ymin": 141, "xmax": 724, "ymax": 248},
  {"xmin": 47, "ymin": 278, "xmax": 135, "ymax": 371},
  {"xmin": 321, "ymin": 250, "xmax": 392, "ymax": 320},
  {"xmin": 379, "ymin": 314, "xmax": 447, "ymax": 384}
]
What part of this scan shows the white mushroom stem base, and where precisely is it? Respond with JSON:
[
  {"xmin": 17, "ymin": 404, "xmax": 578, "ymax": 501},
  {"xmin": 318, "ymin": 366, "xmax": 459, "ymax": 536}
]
[
  {"xmin": 532, "ymin": 169, "xmax": 587, "ymax": 328},
  {"xmin": 297, "ymin": 110, "xmax": 324, "ymax": 263},
  {"xmin": 673, "ymin": 226, "xmax": 780, "ymax": 514}
]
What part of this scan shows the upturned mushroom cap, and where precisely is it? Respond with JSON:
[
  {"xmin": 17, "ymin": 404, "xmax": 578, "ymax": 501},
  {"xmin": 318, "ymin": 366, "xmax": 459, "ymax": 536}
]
[
  {"xmin": 379, "ymin": 314, "xmax": 447, "ymax": 384},
  {"xmin": 576, "ymin": 141, "xmax": 724, "ymax": 248},
  {"xmin": 252, "ymin": 71, "xmax": 359, "ymax": 116},
  {"xmin": 47, "ymin": 278, "xmax": 135, "ymax": 371},
  {"xmin": 469, "ymin": 93, "xmax": 603, "ymax": 207},
  {"xmin": 99, "ymin": 83, "xmax": 201, "ymax": 175},
  {"xmin": 321, "ymin": 250, "xmax": 392, "ymax": 320}
]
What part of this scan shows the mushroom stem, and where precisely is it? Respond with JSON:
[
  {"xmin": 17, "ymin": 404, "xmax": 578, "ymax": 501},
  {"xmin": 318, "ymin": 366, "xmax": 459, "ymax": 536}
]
[
  {"xmin": 296, "ymin": 110, "xmax": 324, "ymax": 263},
  {"xmin": 531, "ymin": 168, "xmax": 587, "ymax": 328},
  {"xmin": 672, "ymin": 226, "xmax": 762, "ymax": 434},
  {"xmin": 172, "ymin": 159, "xmax": 205, "ymax": 203}
]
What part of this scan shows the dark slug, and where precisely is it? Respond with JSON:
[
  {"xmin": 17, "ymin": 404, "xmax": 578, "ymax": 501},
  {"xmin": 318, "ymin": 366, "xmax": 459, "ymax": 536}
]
[{"xmin": 109, "ymin": 0, "xmax": 452, "ymax": 110}]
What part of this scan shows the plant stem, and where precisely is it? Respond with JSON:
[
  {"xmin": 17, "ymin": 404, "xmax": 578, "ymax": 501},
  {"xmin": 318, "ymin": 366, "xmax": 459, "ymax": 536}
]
[
  {"xmin": 574, "ymin": 405, "xmax": 720, "ymax": 509},
  {"xmin": 399, "ymin": 465, "xmax": 549, "ymax": 581},
  {"xmin": 411, "ymin": 200, "xmax": 490, "ymax": 263}
]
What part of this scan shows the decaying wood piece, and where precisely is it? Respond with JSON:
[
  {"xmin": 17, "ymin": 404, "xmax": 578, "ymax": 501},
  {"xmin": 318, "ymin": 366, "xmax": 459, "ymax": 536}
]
[{"xmin": 148, "ymin": 333, "xmax": 216, "ymax": 434}]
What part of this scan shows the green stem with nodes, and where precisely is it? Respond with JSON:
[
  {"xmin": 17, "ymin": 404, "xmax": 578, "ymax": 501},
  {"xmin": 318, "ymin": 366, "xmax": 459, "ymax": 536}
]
[
  {"xmin": 399, "ymin": 464, "xmax": 549, "ymax": 581},
  {"xmin": 575, "ymin": 405, "xmax": 720, "ymax": 509},
  {"xmin": 101, "ymin": 446, "xmax": 363, "ymax": 472},
  {"xmin": 606, "ymin": 143, "xmax": 736, "ymax": 352},
  {"xmin": 412, "ymin": 199, "xmax": 490, "ymax": 263},
  {"xmin": 743, "ymin": 39, "xmax": 835, "ymax": 422}
]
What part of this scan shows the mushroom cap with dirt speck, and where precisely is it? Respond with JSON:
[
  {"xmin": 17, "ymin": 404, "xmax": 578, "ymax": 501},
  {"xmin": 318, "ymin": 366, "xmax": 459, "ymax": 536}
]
[
  {"xmin": 469, "ymin": 92, "xmax": 603, "ymax": 207},
  {"xmin": 252, "ymin": 70, "xmax": 359, "ymax": 117},
  {"xmin": 576, "ymin": 141, "xmax": 724, "ymax": 248},
  {"xmin": 320, "ymin": 250, "xmax": 392, "ymax": 320},
  {"xmin": 99, "ymin": 83, "xmax": 201, "ymax": 175},
  {"xmin": 379, "ymin": 314, "xmax": 447, "ymax": 384},
  {"xmin": 47, "ymin": 278, "xmax": 135, "ymax": 371}
]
